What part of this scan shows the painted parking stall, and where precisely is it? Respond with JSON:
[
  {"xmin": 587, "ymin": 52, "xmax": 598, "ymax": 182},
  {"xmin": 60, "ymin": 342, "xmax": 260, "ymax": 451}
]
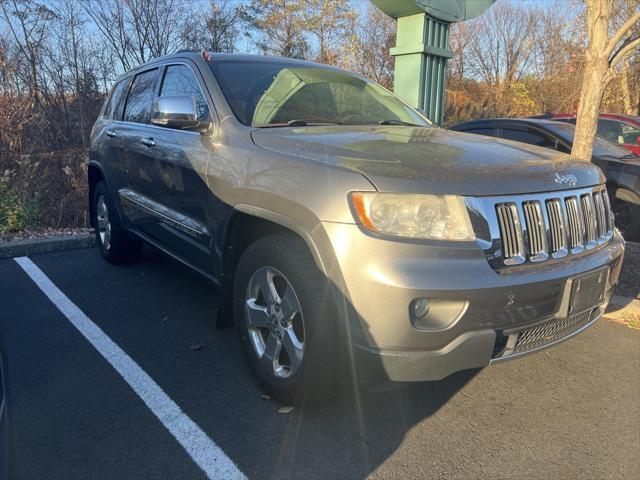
[{"xmin": 13, "ymin": 256, "xmax": 245, "ymax": 480}]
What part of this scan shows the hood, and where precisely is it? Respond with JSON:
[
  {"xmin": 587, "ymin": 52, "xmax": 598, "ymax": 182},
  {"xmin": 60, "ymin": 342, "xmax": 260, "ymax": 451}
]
[{"xmin": 251, "ymin": 125, "xmax": 605, "ymax": 196}]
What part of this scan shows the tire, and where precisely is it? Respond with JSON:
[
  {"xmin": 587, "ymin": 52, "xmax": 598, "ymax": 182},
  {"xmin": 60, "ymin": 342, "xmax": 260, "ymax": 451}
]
[
  {"xmin": 92, "ymin": 181, "xmax": 143, "ymax": 263},
  {"xmin": 233, "ymin": 233, "xmax": 342, "ymax": 404},
  {"xmin": 612, "ymin": 197, "xmax": 640, "ymax": 241}
]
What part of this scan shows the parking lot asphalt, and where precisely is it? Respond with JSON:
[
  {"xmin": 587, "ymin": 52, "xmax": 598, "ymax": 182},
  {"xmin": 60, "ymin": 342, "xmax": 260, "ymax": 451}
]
[{"xmin": 1, "ymin": 246, "xmax": 639, "ymax": 480}]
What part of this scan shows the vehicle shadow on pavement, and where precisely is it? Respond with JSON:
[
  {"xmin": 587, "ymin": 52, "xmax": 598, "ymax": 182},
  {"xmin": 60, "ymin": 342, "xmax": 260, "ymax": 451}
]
[
  {"xmin": 124, "ymin": 246, "xmax": 480, "ymax": 479},
  {"xmin": 253, "ymin": 370, "xmax": 479, "ymax": 480}
]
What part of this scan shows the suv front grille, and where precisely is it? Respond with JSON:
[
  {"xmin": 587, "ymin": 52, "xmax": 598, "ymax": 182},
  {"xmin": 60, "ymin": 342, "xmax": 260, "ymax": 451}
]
[{"xmin": 491, "ymin": 187, "xmax": 612, "ymax": 267}]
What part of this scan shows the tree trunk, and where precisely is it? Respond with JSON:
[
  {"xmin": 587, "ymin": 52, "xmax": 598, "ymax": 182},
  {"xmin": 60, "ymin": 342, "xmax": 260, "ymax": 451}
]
[
  {"xmin": 572, "ymin": 58, "xmax": 609, "ymax": 160},
  {"xmin": 571, "ymin": 0, "xmax": 611, "ymax": 161}
]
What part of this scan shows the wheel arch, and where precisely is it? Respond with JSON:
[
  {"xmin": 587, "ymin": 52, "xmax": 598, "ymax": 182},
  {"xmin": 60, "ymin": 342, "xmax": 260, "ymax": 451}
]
[
  {"xmin": 614, "ymin": 187, "xmax": 640, "ymax": 206},
  {"xmin": 216, "ymin": 205, "xmax": 328, "ymax": 327},
  {"xmin": 87, "ymin": 161, "xmax": 106, "ymax": 228}
]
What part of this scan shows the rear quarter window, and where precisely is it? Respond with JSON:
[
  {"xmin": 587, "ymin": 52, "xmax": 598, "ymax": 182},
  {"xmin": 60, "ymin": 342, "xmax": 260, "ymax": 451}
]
[
  {"xmin": 123, "ymin": 69, "xmax": 159, "ymax": 124},
  {"xmin": 103, "ymin": 78, "xmax": 130, "ymax": 121}
]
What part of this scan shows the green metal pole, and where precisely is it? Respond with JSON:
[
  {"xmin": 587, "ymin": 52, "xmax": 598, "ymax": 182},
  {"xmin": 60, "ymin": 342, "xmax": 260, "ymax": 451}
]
[{"xmin": 390, "ymin": 13, "xmax": 453, "ymax": 126}]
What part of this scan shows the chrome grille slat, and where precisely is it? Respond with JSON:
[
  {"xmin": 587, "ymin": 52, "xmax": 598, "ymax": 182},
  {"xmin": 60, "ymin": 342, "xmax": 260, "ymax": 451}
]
[
  {"xmin": 565, "ymin": 196, "xmax": 584, "ymax": 253},
  {"xmin": 488, "ymin": 187, "xmax": 612, "ymax": 267},
  {"xmin": 545, "ymin": 199, "xmax": 567, "ymax": 257},
  {"xmin": 593, "ymin": 191, "xmax": 607, "ymax": 240},
  {"xmin": 495, "ymin": 203, "xmax": 525, "ymax": 265},
  {"xmin": 602, "ymin": 190, "xmax": 613, "ymax": 231},
  {"xmin": 522, "ymin": 201, "xmax": 548, "ymax": 262},
  {"xmin": 580, "ymin": 194, "xmax": 598, "ymax": 247}
]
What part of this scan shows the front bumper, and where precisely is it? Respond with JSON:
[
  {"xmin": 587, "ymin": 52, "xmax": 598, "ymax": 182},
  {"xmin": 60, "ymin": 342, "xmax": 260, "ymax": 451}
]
[{"xmin": 318, "ymin": 223, "xmax": 625, "ymax": 382}]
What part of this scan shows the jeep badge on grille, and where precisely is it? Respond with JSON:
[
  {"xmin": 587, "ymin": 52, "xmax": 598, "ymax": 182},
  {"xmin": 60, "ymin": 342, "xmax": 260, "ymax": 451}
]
[{"xmin": 554, "ymin": 173, "xmax": 578, "ymax": 186}]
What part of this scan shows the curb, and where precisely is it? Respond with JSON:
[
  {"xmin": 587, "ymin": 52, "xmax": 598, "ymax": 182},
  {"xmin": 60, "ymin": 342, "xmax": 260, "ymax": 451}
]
[{"xmin": 0, "ymin": 234, "xmax": 96, "ymax": 259}]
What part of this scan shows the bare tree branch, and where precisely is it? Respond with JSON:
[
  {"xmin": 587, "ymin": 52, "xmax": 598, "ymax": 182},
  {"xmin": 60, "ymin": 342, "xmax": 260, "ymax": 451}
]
[{"xmin": 604, "ymin": 10, "xmax": 640, "ymax": 57}]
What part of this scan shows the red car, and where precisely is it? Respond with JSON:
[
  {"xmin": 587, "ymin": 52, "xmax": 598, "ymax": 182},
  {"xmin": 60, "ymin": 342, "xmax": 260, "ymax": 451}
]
[{"xmin": 549, "ymin": 113, "xmax": 640, "ymax": 155}]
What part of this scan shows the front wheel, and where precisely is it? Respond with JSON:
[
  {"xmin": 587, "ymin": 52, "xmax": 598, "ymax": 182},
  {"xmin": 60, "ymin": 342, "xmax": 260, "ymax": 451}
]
[
  {"xmin": 92, "ymin": 182, "xmax": 143, "ymax": 263},
  {"xmin": 233, "ymin": 233, "xmax": 342, "ymax": 403}
]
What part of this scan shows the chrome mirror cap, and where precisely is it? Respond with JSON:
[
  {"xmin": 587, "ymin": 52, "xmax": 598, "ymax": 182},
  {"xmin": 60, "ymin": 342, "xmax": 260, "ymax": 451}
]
[{"xmin": 151, "ymin": 96, "xmax": 199, "ymax": 129}]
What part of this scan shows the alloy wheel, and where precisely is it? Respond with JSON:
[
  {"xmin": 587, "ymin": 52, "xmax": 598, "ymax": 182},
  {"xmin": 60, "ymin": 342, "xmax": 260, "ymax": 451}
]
[
  {"xmin": 244, "ymin": 266, "xmax": 305, "ymax": 378},
  {"xmin": 96, "ymin": 195, "xmax": 112, "ymax": 251}
]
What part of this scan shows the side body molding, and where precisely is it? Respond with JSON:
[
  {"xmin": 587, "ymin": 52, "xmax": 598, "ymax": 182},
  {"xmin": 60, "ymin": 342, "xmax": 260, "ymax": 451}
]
[{"xmin": 119, "ymin": 188, "xmax": 210, "ymax": 240}]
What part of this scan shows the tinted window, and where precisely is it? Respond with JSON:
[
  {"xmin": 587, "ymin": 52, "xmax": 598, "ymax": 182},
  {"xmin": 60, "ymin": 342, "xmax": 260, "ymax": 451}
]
[
  {"xmin": 567, "ymin": 118, "xmax": 577, "ymax": 124},
  {"xmin": 546, "ymin": 123, "xmax": 633, "ymax": 158},
  {"xmin": 463, "ymin": 127, "xmax": 497, "ymax": 137},
  {"xmin": 103, "ymin": 79, "xmax": 130, "ymax": 120},
  {"xmin": 620, "ymin": 121, "xmax": 640, "ymax": 144},
  {"xmin": 597, "ymin": 119, "xmax": 623, "ymax": 142},
  {"xmin": 209, "ymin": 60, "xmax": 429, "ymax": 127},
  {"xmin": 123, "ymin": 69, "xmax": 158, "ymax": 124},
  {"xmin": 160, "ymin": 65, "xmax": 210, "ymax": 122},
  {"xmin": 500, "ymin": 128, "xmax": 555, "ymax": 148}
]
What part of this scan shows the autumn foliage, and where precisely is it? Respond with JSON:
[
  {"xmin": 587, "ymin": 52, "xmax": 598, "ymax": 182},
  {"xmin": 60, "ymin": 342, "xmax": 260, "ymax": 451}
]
[{"xmin": 0, "ymin": 0, "xmax": 637, "ymax": 235}]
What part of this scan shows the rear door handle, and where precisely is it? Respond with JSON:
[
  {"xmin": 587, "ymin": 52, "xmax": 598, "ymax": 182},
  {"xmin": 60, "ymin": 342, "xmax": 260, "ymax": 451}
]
[
  {"xmin": 105, "ymin": 130, "xmax": 118, "ymax": 138},
  {"xmin": 140, "ymin": 137, "xmax": 156, "ymax": 147}
]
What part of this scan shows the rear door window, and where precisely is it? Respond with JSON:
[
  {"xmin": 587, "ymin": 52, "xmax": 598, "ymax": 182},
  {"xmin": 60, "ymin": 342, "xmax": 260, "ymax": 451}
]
[
  {"xmin": 159, "ymin": 65, "xmax": 210, "ymax": 122},
  {"xmin": 500, "ymin": 128, "xmax": 555, "ymax": 149},
  {"xmin": 123, "ymin": 69, "xmax": 159, "ymax": 124},
  {"xmin": 464, "ymin": 127, "xmax": 497, "ymax": 137},
  {"xmin": 596, "ymin": 119, "xmax": 623, "ymax": 143},
  {"xmin": 103, "ymin": 78, "xmax": 130, "ymax": 120}
]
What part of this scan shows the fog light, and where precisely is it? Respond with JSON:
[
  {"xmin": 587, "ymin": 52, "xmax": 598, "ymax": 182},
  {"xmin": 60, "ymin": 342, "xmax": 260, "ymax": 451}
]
[
  {"xmin": 410, "ymin": 299, "xmax": 469, "ymax": 330},
  {"xmin": 411, "ymin": 298, "xmax": 430, "ymax": 319}
]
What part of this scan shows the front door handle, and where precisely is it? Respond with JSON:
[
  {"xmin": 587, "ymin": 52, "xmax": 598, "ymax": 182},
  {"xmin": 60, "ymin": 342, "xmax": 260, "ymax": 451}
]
[
  {"xmin": 140, "ymin": 137, "xmax": 156, "ymax": 147},
  {"xmin": 105, "ymin": 130, "xmax": 118, "ymax": 138}
]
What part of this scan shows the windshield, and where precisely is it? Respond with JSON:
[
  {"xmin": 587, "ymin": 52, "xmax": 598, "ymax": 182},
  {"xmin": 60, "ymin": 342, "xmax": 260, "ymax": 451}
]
[
  {"xmin": 209, "ymin": 60, "xmax": 430, "ymax": 128},
  {"xmin": 546, "ymin": 122, "xmax": 634, "ymax": 158}
]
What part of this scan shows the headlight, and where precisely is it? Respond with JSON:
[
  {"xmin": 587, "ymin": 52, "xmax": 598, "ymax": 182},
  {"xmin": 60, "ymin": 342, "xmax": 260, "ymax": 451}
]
[{"xmin": 350, "ymin": 192, "xmax": 475, "ymax": 241}]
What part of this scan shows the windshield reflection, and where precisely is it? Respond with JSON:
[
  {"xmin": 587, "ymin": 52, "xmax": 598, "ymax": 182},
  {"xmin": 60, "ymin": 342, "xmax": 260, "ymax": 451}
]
[{"xmin": 210, "ymin": 61, "xmax": 430, "ymax": 128}]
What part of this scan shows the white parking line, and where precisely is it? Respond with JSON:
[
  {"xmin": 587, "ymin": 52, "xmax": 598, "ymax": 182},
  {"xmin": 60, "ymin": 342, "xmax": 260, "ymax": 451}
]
[{"xmin": 14, "ymin": 256, "xmax": 246, "ymax": 480}]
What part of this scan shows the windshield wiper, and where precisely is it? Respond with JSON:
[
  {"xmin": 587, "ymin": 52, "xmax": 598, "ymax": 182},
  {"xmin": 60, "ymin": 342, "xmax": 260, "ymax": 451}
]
[
  {"xmin": 254, "ymin": 119, "xmax": 344, "ymax": 128},
  {"xmin": 378, "ymin": 119, "xmax": 427, "ymax": 127}
]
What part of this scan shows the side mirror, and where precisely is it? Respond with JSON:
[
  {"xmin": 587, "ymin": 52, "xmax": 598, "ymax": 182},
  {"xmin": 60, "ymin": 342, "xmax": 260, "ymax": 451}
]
[
  {"xmin": 636, "ymin": 135, "xmax": 640, "ymax": 145},
  {"xmin": 151, "ymin": 96, "xmax": 200, "ymax": 129}
]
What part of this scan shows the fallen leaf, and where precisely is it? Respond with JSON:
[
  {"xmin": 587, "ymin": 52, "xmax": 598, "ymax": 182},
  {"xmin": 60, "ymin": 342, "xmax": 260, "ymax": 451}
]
[
  {"xmin": 277, "ymin": 405, "xmax": 294, "ymax": 414},
  {"xmin": 190, "ymin": 344, "xmax": 204, "ymax": 351},
  {"xmin": 161, "ymin": 317, "xmax": 169, "ymax": 323},
  {"xmin": 260, "ymin": 394, "xmax": 271, "ymax": 400}
]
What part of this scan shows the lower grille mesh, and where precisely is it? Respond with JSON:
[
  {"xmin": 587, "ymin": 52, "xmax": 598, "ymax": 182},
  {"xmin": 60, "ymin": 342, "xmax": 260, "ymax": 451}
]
[
  {"xmin": 511, "ymin": 310, "xmax": 594, "ymax": 355},
  {"xmin": 492, "ymin": 310, "xmax": 597, "ymax": 359}
]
